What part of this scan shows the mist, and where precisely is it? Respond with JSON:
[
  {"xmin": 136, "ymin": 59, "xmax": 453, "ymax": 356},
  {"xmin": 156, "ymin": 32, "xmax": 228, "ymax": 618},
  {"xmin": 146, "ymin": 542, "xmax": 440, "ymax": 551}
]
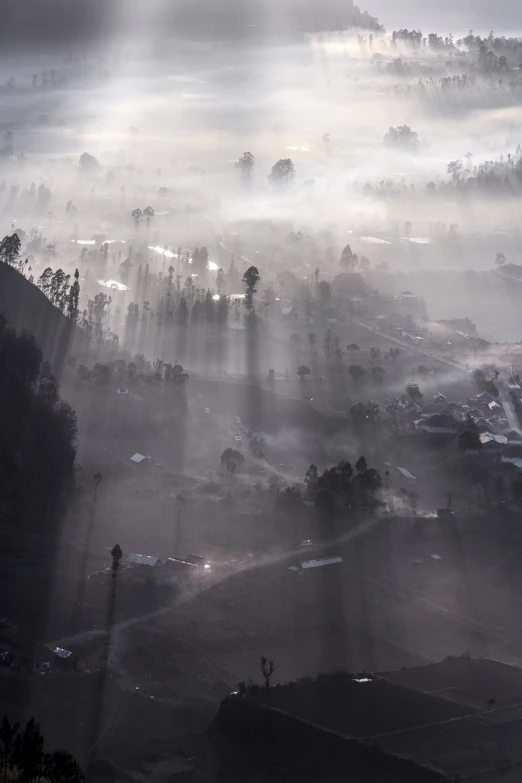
[{"xmin": 3, "ymin": 2, "xmax": 522, "ymax": 781}]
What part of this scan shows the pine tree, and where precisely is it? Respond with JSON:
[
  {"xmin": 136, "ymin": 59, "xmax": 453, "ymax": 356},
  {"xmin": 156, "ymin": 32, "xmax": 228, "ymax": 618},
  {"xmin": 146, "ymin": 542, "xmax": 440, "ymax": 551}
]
[{"xmin": 0, "ymin": 233, "xmax": 21, "ymax": 266}]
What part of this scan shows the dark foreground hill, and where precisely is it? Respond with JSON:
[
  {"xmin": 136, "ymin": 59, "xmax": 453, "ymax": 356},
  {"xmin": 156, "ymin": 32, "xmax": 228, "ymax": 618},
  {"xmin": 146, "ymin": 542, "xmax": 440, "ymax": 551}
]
[{"xmin": 0, "ymin": 263, "xmax": 72, "ymax": 372}]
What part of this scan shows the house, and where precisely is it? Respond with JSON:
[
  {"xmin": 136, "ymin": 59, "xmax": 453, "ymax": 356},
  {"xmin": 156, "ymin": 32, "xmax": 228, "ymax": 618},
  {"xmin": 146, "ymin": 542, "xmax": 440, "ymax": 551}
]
[
  {"xmin": 49, "ymin": 647, "xmax": 81, "ymax": 671},
  {"xmin": 156, "ymin": 557, "xmax": 200, "ymax": 583},
  {"xmin": 397, "ymin": 467, "xmax": 417, "ymax": 481},
  {"xmin": 11, "ymin": 641, "xmax": 54, "ymax": 675},
  {"xmin": 474, "ymin": 391, "xmax": 498, "ymax": 406},
  {"xmin": 502, "ymin": 456, "xmax": 522, "ymax": 472},
  {"xmin": 415, "ymin": 414, "xmax": 459, "ymax": 435},
  {"xmin": 126, "ymin": 553, "xmax": 162, "ymax": 567},
  {"xmin": 130, "ymin": 453, "xmax": 151, "ymax": 465},
  {"xmin": 504, "ymin": 430, "xmax": 522, "ymax": 444},
  {"xmin": 480, "ymin": 431, "xmax": 508, "ymax": 451}
]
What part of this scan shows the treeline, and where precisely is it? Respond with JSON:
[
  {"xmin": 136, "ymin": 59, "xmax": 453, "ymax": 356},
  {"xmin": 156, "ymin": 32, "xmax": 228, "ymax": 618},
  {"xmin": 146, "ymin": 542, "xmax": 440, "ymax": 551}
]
[
  {"xmin": 74, "ymin": 356, "xmax": 189, "ymax": 389},
  {"xmin": 0, "ymin": 233, "xmax": 81, "ymax": 319},
  {"xmin": 0, "ymin": 715, "xmax": 83, "ymax": 782},
  {"xmin": 0, "ymin": 316, "xmax": 77, "ymax": 523},
  {"xmin": 304, "ymin": 457, "xmax": 383, "ymax": 521}
]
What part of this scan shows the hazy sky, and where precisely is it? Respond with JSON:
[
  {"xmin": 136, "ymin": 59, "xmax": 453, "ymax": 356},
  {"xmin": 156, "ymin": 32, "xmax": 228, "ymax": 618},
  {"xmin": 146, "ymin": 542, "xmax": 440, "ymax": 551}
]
[{"xmin": 369, "ymin": 0, "xmax": 522, "ymax": 35}]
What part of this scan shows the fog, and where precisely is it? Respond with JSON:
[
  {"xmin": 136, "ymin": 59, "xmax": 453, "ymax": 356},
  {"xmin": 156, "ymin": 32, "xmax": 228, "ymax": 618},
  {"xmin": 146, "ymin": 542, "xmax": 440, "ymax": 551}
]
[{"xmin": 3, "ymin": 1, "xmax": 522, "ymax": 781}]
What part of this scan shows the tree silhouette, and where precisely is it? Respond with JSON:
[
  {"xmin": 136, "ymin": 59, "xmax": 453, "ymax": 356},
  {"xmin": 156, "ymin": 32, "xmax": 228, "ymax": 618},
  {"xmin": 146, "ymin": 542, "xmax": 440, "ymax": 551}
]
[
  {"xmin": 260, "ymin": 657, "xmax": 275, "ymax": 690},
  {"xmin": 93, "ymin": 472, "xmax": 102, "ymax": 498},
  {"xmin": 220, "ymin": 448, "xmax": 244, "ymax": 476},
  {"xmin": 236, "ymin": 151, "xmax": 255, "ymax": 180},
  {"xmin": 297, "ymin": 365, "xmax": 311, "ymax": 380},
  {"xmin": 349, "ymin": 364, "xmax": 367, "ymax": 383},
  {"xmin": 242, "ymin": 266, "xmax": 260, "ymax": 310},
  {"xmin": 268, "ymin": 158, "xmax": 295, "ymax": 184},
  {"xmin": 0, "ymin": 233, "xmax": 21, "ymax": 266},
  {"xmin": 111, "ymin": 544, "xmax": 123, "ymax": 573},
  {"xmin": 406, "ymin": 383, "xmax": 423, "ymax": 402}
]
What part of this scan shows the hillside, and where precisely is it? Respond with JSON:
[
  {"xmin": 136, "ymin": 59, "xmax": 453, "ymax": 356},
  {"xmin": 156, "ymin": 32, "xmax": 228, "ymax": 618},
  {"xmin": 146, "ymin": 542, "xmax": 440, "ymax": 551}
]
[{"xmin": 0, "ymin": 263, "xmax": 72, "ymax": 372}]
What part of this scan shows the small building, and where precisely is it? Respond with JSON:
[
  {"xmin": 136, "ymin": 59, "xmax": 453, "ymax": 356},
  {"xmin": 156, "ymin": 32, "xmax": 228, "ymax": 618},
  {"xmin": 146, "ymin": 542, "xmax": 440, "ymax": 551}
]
[
  {"xmin": 130, "ymin": 453, "xmax": 151, "ymax": 465},
  {"xmin": 397, "ymin": 467, "xmax": 417, "ymax": 481},
  {"xmin": 475, "ymin": 391, "xmax": 498, "ymax": 406},
  {"xmin": 416, "ymin": 414, "xmax": 459, "ymax": 436},
  {"xmin": 126, "ymin": 553, "xmax": 162, "ymax": 567},
  {"xmin": 49, "ymin": 647, "xmax": 81, "ymax": 671},
  {"xmin": 502, "ymin": 456, "xmax": 522, "ymax": 472},
  {"xmin": 12, "ymin": 641, "xmax": 54, "ymax": 675},
  {"xmin": 480, "ymin": 431, "xmax": 508, "ymax": 451}
]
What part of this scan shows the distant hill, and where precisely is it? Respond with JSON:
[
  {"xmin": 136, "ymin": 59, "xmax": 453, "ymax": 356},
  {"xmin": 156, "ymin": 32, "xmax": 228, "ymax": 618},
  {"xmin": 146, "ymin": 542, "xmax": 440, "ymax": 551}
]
[
  {"xmin": 0, "ymin": 263, "xmax": 72, "ymax": 372},
  {"xmin": 0, "ymin": 0, "xmax": 382, "ymax": 47}
]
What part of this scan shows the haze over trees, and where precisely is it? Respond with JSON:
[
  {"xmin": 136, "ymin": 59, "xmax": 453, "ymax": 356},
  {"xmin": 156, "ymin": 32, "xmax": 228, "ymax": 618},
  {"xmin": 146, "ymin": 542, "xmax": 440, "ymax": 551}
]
[{"xmin": 2, "ymin": 1, "xmax": 522, "ymax": 779}]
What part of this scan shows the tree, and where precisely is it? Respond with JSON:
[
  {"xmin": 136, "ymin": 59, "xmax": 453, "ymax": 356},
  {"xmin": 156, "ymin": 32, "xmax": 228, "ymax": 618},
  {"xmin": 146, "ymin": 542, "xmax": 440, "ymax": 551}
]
[
  {"xmin": 317, "ymin": 460, "xmax": 353, "ymax": 497},
  {"xmin": 267, "ymin": 368, "xmax": 275, "ymax": 383},
  {"xmin": 0, "ymin": 715, "xmax": 19, "ymax": 782},
  {"xmin": 495, "ymin": 252, "xmax": 507, "ymax": 267},
  {"xmin": 111, "ymin": 544, "xmax": 123, "ymax": 572},
  {"xmin": 2, "ymin": 717, "xmax": 84, "ymax": 783},
  {"xmin": 314, "ymin": 488, "xmax": 336, "ymax": 522},
  {"xmin": 447, "ymin": 160, "xmax": 463, "ymax": 183},
  {"xmin": 340, "ymin": 244, "xmax": 357, "ymax": 269},
  {"xmin": 13, "ymin": 718, "xmax": 45, "ymax": 782},
  {"xmin": 356, "ymin": 467, "xmax": 382, "ymax": 496},
  {"xmin": 68, "ymin": 269, "xmax": 80, "ymax": 319},
  {"xmin": 406, "ymin": 383, "xmax": 423, "ymax": 402},
  {"xmin": 93, "ymin": 472, "xmax": 102, "ymax": 497},
  {"xmin": 220, "ymin": 448, "xmax": 244, "ymax": 476},
  {"xmin": 242, "ymin": 266, "xmax": 260, "ymax": 310},
  {"xmin": 370, "ymin": 347, "xmax": 381, "ymax": 363},
  {"xmin": 178, "ymin": 297, "xmax": 189, "ymax": 326},
  {"xmin": 349, "ymin": 364, "xmax": 367, "ymax": 383},
  {"xmin": 388, "ymin": 347, "xmax": 402, "ymax": 363},
  {"xmin": 399, "ymin": 488, "xmax": 418, "ymax": 515},
  {"xmin": 143, "ymin": 206, "xmax": 154, "ymax": 218},
  {"xmin": 323, "ymin": 329, "xmax": 334, "ymax": 361},
  {"xmin": 356, "ymin": 456, "xmax": 367, "ymax": 473},
  {"xmin": 236, "ymin": 151, "xmax": 255, "ymax": 180},
  {"xmin": 268, "ymin": 474, "xmax": 285, "ymax": 493},
  {"xmin": 371, "ymin": 366, "xmax": 385, "ymax": 383},
  {"xmin": 458, "ymin": 429, "xmax": 481, "ymax": 452},
  {"xmin": 347, "ymin": 343, "xmax": 360, "ymax": 352},
  {"xmin": 45, "ymin": 750, "xmax": 84, "ymax": 782},
  {"xmin": 216, "ymin": 268, "xmax": 225, "ymax": 295},
  {"xmin": 79, "ymin": 151, "xmax": 99, "ymax": 172},
  {"xmin": 0, "ymin": 323, "xmax": 77, "ymax": 521},
  {"xmin": 268, "ymin": 158, "xmax": 295, "ymax": 185},
  {"xmin": 0, "ymin": 233, "xmax": 21, "ymax": 266},
  {"xmin": 308, "ymin": 332, "xmax": 317, "ymax": 350},
  {"xmin": 351, "ymin": 400, "xmax": 379, "ymax": 426},
  {"xmin": 131, "ymin": 208, "xmax": 143, "ymax": 224},
  {"xmin": 383, "ymin": 125, "xmax": 419, "ymax": 150},
  {"xmin": 317, "ymin": 280, "xmax": 331, "ymax": 304},
  {"xmin": 304, "ymin": 464, "xmax": 318, "ymax": 498},
  {"xmin": 260, "ymin": 657, "xmax": 275, "ymax": 690},
  {"xmin": 297, "ymin": 365, "xmax": 311, "ymax": 380}
]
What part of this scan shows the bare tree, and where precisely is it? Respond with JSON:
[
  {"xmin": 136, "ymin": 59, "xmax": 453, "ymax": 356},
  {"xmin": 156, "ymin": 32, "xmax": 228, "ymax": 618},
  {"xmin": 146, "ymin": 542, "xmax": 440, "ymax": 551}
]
[{"xmin": 260, "ymin": 656, "xmax": 275, "ymax": 690}]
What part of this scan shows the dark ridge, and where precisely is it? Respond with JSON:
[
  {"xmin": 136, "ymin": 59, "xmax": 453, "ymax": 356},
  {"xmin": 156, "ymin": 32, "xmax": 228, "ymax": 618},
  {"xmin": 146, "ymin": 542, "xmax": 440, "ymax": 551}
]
[{"xmin": 0, "ymin": 262, "xmax": 72, "ymax": 373}]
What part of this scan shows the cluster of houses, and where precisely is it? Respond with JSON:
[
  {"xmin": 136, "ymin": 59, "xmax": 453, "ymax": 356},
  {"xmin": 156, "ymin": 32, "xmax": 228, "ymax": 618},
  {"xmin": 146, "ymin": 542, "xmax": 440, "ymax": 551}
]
[
  {"xmin": 120, "ymin": 552, "xmax": 211, "ymax": 586},
  {"xmin": 392, "ymin": 390, "xmax": 522, "ymax": 455},
  {"xmin": 1, "ymin": 640, "xmax": 81, "ymax": 676}
]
